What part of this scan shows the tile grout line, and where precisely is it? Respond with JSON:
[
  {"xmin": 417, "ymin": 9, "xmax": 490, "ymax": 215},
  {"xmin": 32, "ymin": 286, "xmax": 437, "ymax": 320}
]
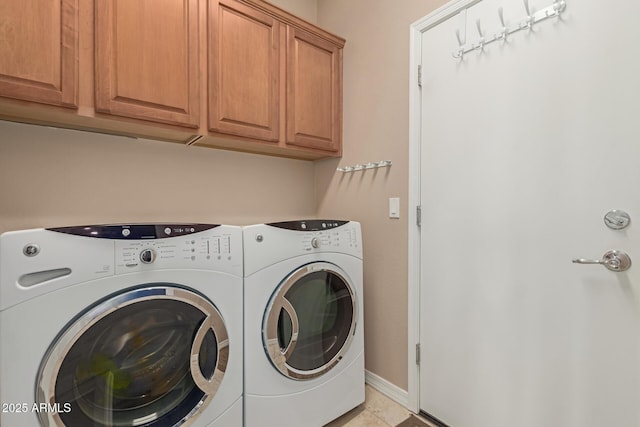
[{"xmin": 368, "ymin": 408, "xmax": 395, "ymax": 427}]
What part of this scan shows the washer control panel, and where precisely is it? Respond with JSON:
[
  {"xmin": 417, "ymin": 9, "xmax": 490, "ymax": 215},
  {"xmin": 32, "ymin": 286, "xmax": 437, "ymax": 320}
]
[
  {"xmin": 139, "ymin": 248, "xmax": 156, "ymax": 264},
  {"xmin": 114, "ymin": 226, "xmax": 240, "ymax": 274},
  {"xmin": 49, "ymin": 223, "xmax": 218, "ymax": 239}
]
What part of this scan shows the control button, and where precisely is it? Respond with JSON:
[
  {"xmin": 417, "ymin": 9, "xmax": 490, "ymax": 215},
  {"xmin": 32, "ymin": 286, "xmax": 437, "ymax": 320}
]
[
  {"xmin": 122, "ymin": 229, "xmax": 131, "ymax": 237},
  {"xmin": 311, "ymin": 237, "xmax": 320, "ymax": 249},
  {"xmin": 164, "ymin": 227, "xmax": 172, "ymax": 235},
  {"xmin": 301, "ymin": 223, "xmax": 307, "ymax": 229},
  {"xmin": 125, "ymin": 263, "xmax": 138, "ymax": 268},
  {"xmin": 322, "ymin": 223, "xmax": 327, "ymax": 228},
  {"xmin": 140, "ymin": 249, "xmax": 156, "ymax": 264}
]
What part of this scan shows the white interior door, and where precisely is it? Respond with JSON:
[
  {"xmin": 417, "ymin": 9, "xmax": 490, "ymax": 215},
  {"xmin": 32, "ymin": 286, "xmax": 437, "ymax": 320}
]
[{"xmin": 419, "ymin": 1, "xmax": 640, "ymax": 426}]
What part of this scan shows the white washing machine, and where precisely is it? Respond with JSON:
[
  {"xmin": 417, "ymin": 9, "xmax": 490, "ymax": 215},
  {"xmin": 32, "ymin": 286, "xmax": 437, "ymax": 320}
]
[
  {"xmin": 0, "ymin": 223, "xmax": 243, "ymax": 427},
  {"xmin": 243, "ymin": 220, "xmax": 364, "ymax": 427}
]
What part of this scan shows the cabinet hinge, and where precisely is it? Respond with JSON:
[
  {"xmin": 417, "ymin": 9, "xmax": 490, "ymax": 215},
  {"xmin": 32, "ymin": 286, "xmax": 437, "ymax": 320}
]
[
  {"xmin": 416, "ymin": 343, "xmax": 421, "ymax": 365},
  {"xmin": 417, "ymin": 64, "xmax": 422, "ymax": 88},
  {"xmin": 416, "ymin": 205, "xmax": 422, "ymax": 228}
]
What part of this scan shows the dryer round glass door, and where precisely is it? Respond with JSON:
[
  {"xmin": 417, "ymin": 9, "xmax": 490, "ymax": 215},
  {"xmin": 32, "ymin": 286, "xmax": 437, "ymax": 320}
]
[
  {"xmin": 36, "ymin": 285, "xmax": 229, "ymax": 427},
  {"xmin": 263, "ymin": 262, "xmax": 357, "ymax": 380}
]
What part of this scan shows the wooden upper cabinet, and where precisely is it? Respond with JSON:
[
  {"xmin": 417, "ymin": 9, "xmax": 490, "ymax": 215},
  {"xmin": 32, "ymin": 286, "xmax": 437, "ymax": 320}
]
[
  {"xmin": 209, "ymin": 0, "xmax": 280, "ymax": 141},
  {"xmin": 0, "ymin": 0, "xmax": 344, "ymax": 159},
  {"xmin": 286, "ymin": 26, "xmax": 342, "ymax": 153},
  {"xmin": 95, "ymin": 0, "xmax": 199, "ymax": 128},
  {"xmin": 0, "ymin": 0, "xmax": 78, "ymax": 108},
  {"xmin": 207, "ymin": 0, "xmax": 343, "ymax": 155}
]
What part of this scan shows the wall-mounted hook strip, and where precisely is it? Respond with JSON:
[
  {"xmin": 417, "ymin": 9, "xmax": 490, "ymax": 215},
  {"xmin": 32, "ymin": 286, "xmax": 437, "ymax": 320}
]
[
  {"xmin": 452, "ymin": 0, "xmax": 566, "ymax": 60},
  {"xmin": 337, "ymin": 160, "xmax": 392, "ymax": 173}
]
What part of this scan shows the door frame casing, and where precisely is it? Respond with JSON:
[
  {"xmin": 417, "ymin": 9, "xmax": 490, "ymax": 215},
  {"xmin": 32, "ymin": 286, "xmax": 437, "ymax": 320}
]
[{"xmin": 407, "ymin": 0, "xmax": 482, "ymax": 413}]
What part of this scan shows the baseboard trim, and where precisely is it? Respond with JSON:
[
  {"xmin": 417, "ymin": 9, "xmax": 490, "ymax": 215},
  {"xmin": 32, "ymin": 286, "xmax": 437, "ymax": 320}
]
[{"xmin": 365, "ymin": 370, "xmax": 409, "ymax": 408}]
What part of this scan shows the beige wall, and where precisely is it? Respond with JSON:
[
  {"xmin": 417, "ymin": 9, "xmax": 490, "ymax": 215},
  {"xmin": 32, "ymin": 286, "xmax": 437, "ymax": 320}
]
[
  {"xmin": 0, "ymin": 120, "xmax": 315, "ymax": 233},
  {"xmin": 315, "ymin": 0, "xmax": 447, "ymax": 391},
  {"xmin": 269, "ymin": 0, "xmax": 317, "ymax": 23}
]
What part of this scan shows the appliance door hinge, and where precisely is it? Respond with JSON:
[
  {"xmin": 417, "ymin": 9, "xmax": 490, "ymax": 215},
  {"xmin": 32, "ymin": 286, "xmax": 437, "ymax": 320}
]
[
  {"xmin": 416, "ymin": 205, "xmax": 422, "ymax": 228},
  {"xmin": 417, "ymin": 64, "xmax": 422, "ymax": 88},
  {"xmin": 416, "ymin": 343, "xmax": 421, "ymax": 365}
]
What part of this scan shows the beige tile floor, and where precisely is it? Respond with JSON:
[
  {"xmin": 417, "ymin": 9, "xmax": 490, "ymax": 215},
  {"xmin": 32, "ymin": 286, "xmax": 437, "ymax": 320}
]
[{"xmin": 325, "ymin": 385, "xmax": 438, "ymax": 427}]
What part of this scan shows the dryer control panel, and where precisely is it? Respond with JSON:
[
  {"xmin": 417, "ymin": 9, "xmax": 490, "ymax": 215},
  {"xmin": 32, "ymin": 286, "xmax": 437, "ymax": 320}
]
[
  {"xmin": 267, "ymin": 220, "xmax": 348, "ymax": 231},
  {"xmin": 300, "ymin": 226, "xmax": 360, "ymax": 252},
  {"xmin": 266, "ymin": 220, "xmax": 360, "ymax": 252},
  {"xmin": 243, "ymin": 220, "xmax": 362, "ymax": 276}
]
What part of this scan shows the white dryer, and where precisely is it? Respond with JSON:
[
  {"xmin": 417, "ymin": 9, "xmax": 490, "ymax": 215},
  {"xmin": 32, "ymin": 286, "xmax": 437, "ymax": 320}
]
[
  {"xmin": 0, "ymin": 224, "xmax": 243, "ymax": 427},
  {"xmin": 243, "ymin": 220, "xmax": 364, "ymax": 427}
]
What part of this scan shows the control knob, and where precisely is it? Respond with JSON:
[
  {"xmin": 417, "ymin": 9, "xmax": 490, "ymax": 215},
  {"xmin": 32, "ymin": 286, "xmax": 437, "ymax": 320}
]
[
  {"xmin": 140, "ymin": 248, "xmax": 156, "ymax": 264},
  {"xmin": 311, "ymin": 237, "xmax": 320, "ymax": 249}
]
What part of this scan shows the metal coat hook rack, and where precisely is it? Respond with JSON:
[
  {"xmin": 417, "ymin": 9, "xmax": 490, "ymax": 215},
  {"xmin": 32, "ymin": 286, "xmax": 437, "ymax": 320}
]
[
  {"xmin": 337, "ymin": 160, "xmax": 392, "ymax": 173},
  {"xmin": 452, "ymin": 0, "xmax": 566, "ymax": 60}
]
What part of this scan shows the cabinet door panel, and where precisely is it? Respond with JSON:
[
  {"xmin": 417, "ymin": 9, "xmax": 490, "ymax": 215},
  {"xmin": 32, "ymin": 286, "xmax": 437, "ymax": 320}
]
[
  {"xmin": 286, "ymin": 27, "xmax": 341, "ymax": 153},
  {"xmin": 0, "ymin": 0, "xmax": 78, "ymax": 107},
  {"xmin": 209, "ymin": 0, "xmax": 279, "ymax": 141},
  {"xmin": 95, "ymin": 0, "xmax": 199, "ymax": 127}
]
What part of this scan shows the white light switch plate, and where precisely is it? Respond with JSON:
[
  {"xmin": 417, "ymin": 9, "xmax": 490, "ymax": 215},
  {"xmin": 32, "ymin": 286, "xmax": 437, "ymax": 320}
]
[{"xmin": 389, "ymin": 197, "xmax": 400, "ymax": 218}]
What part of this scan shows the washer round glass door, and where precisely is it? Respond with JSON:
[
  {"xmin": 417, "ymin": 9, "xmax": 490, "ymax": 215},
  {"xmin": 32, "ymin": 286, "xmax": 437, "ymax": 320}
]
[
  {"xmin": 263, "ymin": 262, "xmax": 357, "ymax": 380},
  {"xmin": 37, "ymin": 285, "xmax": 229, "ymax": 427}
]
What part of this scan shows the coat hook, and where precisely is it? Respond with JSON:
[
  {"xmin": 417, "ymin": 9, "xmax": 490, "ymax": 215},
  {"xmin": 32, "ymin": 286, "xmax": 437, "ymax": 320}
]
[
  {"xmin": 497, "ymin": 7, "xmax": 507, "ymax": 41},
  {"xmin": 455, "ymin": 27, "xmax": 464, "ymax": 46},
  {"xmin": 523, "ymin": 0, "xmax": 533, "ymax": 29},
  {"xmin": 475, "ymin": 20, "xmax": 485, "ymax": 50},
  {"xmin": 552, "ymin": 0, "xmax": 566, "ymax": 17},
  {"xmin": 453, "ymin": 29, "xmax": 465, "ymax": 59}
]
